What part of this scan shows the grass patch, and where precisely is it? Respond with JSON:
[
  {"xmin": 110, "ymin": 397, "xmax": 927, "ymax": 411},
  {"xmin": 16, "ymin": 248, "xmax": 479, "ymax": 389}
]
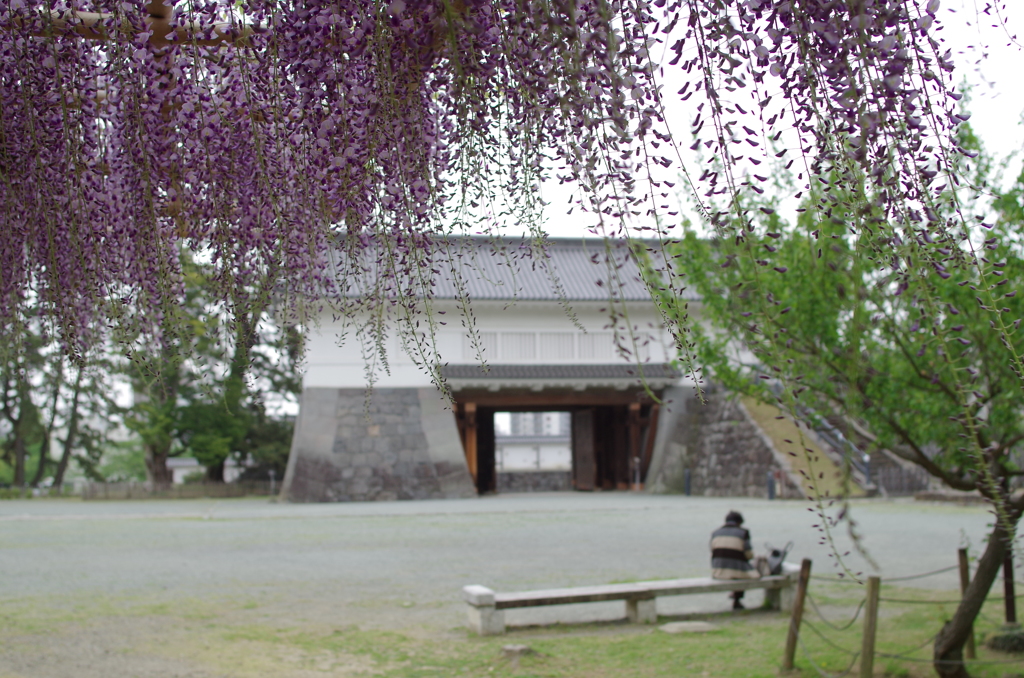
[
  {"xmin": 5, "ymin": 585, "xmax": 1024, "ymax": 677},
  {"xmin": 172, "ymin": 599, "xmax": 1024, "ymax": 678}
]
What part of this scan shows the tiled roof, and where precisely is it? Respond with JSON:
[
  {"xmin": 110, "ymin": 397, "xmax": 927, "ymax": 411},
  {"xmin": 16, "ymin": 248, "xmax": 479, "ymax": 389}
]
[
  {"xmin": 334, "ymin": 236, "xmax": 697, "ymax": 303},
  {"xmin": 428, "ymin": 237, "xmax": 696, "ymax": 302},
  {"xmin": 441, "ymin": 363, "xmax": 681, "ymax": 380}
]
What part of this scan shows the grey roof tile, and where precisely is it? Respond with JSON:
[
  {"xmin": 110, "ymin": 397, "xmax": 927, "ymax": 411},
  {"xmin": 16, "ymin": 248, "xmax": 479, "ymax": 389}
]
[
  {"xmin": 335, "ymin": 236, "xmax": 697, "ymax": 303},
  {"xmin": 429, "ymin": 237, "xmax": 696, "ymax": 302},
  {"xmin": 441, "ymin": 363, "xmax": 681, "ymax": 380}
]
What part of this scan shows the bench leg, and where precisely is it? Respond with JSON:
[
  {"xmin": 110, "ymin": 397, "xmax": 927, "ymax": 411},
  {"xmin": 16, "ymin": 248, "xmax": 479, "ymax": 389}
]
[
  {"xmin": 770, "ymin": 585, "xmax": 794, "ymax": 614},
  {"xmin": 467, "ymin": 603, "xmax": 505, "ymax": 635},
  {"xmin": 763, "ymin": 587, "xmax": 781, "ymax": 610},
  {"xmin": 626, "ymin": 597, "xmax": 657, "ymax": 624}
]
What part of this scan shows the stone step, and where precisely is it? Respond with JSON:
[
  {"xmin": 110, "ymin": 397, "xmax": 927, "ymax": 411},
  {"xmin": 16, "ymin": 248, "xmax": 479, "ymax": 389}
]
[{"xmin": 740, "ymin": 396, "xmax": 866, "ymax": 499}]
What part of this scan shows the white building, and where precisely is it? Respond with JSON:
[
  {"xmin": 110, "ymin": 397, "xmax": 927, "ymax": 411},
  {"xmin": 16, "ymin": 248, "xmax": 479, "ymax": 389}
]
[{"xmin": 281, "ymin": 237, "xmax": 695, "ymax": 502}]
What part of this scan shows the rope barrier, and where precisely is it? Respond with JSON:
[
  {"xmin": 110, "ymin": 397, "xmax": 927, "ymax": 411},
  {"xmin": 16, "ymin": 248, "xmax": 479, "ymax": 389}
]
[
  {"xmin": 882, "ymin": 565, "xmax": 959, "ymax": 582},
  {"xmin": 878, "ymin": 597, "xmax": 966, "ymax": 604},
  {"xmin": 809, "ymin": 575, "xmax": 862, "ymax": 584},
  {"xmin": 872, "ymin": 633, "xmax": 939, "ymax": 661},
  {"xmin": 811, "ymin": 564, "xmax": 959, "ymax": 584},
  {"xmin": 797, "ymin": 634, "xmax": 860, "ymax": 678},
  {"xmin": 798, "ymin": 618, "xmax": 1024, "ymax": 671},
  {"xmin": 978, "ymin": 608, "xmax": 1006, "ymax": 626},
  {"xmin": 874, "ymin": 655, "xmax": 1024, "ymax": 666},
  {"xmin": 805, "ymin": 591, "xmax": 867, "ymax": 632},
  {"xmin": 789, "ymin": 556, "xmax": 1024, "ymax": 675},
  {"xmin": 879, "ymin": 593, "xmax": 1024, "ymax": 605},
  {"xmin": 801, "ymin": 620, "xmax": 861, "ymax": 656}
]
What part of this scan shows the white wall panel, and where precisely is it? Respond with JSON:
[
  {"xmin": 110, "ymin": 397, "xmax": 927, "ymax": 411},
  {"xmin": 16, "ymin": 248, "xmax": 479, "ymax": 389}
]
[
  {"xmin": 302, "ymin": 299, "xmax": 683, "ymax": 388},
  {"xmin": 501, "ymin": 332, "xmax": 537, "ymax": 361},
  {"xmin": 539, "ymin": 332, "xmax": 574, "ymax": 361},
  {"xmin": 578, "ymin": 332, "xmax": 613, "ymax": 361}
]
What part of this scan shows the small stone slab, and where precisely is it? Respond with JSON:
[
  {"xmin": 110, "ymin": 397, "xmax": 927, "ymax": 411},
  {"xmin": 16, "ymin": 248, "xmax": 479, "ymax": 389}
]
[
  {"xmin": 659, "ymin": 621, "xmax": 720, "ymax": 634},
  {"xmin": 502, "ymin": 644, "xmax": 535, "ymax": 668},
  {"xmin": 501, "ymin": 644, "xmax": 534, "ymax": 658}
]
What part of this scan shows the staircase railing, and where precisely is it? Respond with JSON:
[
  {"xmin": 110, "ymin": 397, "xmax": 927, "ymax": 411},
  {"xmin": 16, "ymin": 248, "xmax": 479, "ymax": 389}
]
[{"xmin": 765, "ymin": 381, "xmax": 874, "ymax": 490}]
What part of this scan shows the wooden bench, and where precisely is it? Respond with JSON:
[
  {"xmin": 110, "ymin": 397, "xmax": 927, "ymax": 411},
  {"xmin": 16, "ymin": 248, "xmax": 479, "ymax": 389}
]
[{"xmin": 462, "ymin": 563, "xmax": 801, "ymax": 635}]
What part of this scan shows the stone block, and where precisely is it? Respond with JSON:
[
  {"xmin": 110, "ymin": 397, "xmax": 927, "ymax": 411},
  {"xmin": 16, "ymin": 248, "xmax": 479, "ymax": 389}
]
[
  {"xmin": 464, "ymin": 586, "xmax": 505, "ymax": 636},
  {"xmin": 626, "ymin": 597, "xmax": 657, "ymax": 624},
  {"xmin": 285, "ymin": 386, "xmax": 475, "ymax": 503}
]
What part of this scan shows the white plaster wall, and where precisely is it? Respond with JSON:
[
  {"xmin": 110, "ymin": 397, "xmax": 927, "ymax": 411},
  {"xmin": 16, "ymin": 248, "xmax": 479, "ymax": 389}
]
[{"xmin": 302, "ymin": 300, "xmax": 678, "ymax": 389}]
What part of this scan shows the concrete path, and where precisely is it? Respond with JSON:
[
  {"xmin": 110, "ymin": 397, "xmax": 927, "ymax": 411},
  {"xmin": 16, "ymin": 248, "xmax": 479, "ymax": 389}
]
[{"xmin": 0, "ymin": 492, "xmax": 991, "ymax": 629}]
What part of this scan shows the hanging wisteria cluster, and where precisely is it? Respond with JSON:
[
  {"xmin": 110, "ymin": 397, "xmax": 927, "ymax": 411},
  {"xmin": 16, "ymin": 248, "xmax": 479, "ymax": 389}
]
[
  {"xmin": 0, "ymin": 0, "xmax": 1012, "ymax": 382},
  {"xmin": 651, "ymin": 0, "xmax": 984, "ymax": 302},
  {"xmin": 0, "ymin": 0, "xmax": 666, "ymax": 355}
]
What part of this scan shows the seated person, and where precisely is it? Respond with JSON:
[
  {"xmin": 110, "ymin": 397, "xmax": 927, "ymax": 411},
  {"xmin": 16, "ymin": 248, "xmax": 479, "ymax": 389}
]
[{"xmin": 710, "ymin": 510, "xmax": 759, "ymax": 610}]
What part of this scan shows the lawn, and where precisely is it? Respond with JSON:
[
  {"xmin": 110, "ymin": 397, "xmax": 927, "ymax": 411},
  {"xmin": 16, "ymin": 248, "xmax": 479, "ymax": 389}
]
[{"xmin": 3, "ymin": 580, "xmax": 1023, "ymax": 677}]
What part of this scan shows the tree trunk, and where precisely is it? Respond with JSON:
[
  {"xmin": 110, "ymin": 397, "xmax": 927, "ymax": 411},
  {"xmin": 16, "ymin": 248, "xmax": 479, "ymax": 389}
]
[
  {"xmin": 934, "ymin": 514, "xmax": 1019, "ymax": 677},
  {"xmin": 31, "ymin": 360, "xmax": 64, "ymax": 488},
  {"xmin": 145, "ymin": 439, "xmax": 175, "ymax": 489},
  {"xmin": 29, "ymin": 433, "xmax": 50, "ymax": 488},
  {"xmin": 13, "ymin": 433, "xmax": 26, "ymax": 487},
  {"xmin": 53, "ymin": 369, "xmax": 85, "ymax": 490},
  {"xmin": 146, "ymin": 450, "xmax": 174, "ymax": 488},
  {"xmin": 136, "ymin": 343, "xmax": 181, "ymax": 491},
  {"xmin": 206, "ymin": 459, "xmax": 225, "ymax": 483},
  {"xmin": 12, "ymin": 375, "xmax": 34, "ymax": 487}
]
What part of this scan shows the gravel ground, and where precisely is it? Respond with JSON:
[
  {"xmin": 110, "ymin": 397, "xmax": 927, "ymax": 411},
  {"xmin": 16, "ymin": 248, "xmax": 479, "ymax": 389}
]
[{"xmin": 0, "ymin": 492, "xmax": 994, "ymax": 677}]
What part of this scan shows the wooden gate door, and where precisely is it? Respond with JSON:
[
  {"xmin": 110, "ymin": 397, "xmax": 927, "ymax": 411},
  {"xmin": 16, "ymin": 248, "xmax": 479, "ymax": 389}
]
[
  {"xmin": 476, "ymin": 407, "xmax": 496, "ymax": 494},
  {"xmin": 572, "ymin": 409, "xmax": 596, "ymax": 491}
]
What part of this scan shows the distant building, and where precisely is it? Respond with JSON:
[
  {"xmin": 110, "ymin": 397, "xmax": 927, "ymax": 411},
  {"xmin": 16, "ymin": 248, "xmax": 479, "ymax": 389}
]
[
  {"xmin": 167, "ymin": 457, "xmax": 250, "ymax": 484},
  {"xmin": 494, "ymin": 412, "xmax": 573, "ymax": 492},
  {"xmin": 167, "ymin": 457, "xmax": 204, "ymax": 484}
]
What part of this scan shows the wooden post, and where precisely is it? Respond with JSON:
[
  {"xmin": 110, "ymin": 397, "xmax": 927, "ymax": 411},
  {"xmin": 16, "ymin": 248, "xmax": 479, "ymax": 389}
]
[
  {"xmin": 638, "ymin": 403, "xmax": 659, "ymax": 483},
  {"xmin": 782, "ymin": 558, "xmax": 812, "ymax": 671},
  {"xmin": 571, "ymin": 409, "xmax": 596, "ymax": 491},
  {"xmin": 628, "ymin": 403, "xmax": 642, "ymax": 490},
  {"xmin": 860, "ymin": 576, "xmax": 881, "ymax": 678},
  {"xmin": 958, "ymin": 548, "xmax": 977, "ymax": 659},
  {"xmin": 463, "ymin": 403, "xmax": 478, "ymax": 484}
]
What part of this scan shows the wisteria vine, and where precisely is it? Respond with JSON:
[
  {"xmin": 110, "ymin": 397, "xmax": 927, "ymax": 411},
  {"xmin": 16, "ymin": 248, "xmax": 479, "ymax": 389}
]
[{"xmin": 0, "ymin": 0, "xmax": 659, "ymax": 360}]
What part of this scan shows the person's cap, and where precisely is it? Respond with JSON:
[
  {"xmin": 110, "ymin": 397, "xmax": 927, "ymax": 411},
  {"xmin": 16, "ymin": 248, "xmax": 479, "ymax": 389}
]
[{"xmin": 725, "ymin": 510, "xmax": 744, "ymax": 525}]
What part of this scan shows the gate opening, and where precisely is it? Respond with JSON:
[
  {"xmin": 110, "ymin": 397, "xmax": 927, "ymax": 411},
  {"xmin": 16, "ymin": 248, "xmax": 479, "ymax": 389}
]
[
  {"xmin": 494, "ymin": 412, "xmax": 572, "ymax": 492},
  {"xmin": 454, "ymin": 401, "xmax": 660, "ymax": 495}
]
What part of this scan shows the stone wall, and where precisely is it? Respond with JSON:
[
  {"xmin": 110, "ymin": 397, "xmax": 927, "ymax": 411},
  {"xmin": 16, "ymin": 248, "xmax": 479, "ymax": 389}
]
[
  {"xmin": 646, "ymin": 385, "xmax": 801, "ymax": 498},
  {"xmin": 282, "ymin": 387, "xmax": 477, "ymax": 502},
  {"xmin": 496, "ymin": 471, "xmax": 572, "ymax": 493}
]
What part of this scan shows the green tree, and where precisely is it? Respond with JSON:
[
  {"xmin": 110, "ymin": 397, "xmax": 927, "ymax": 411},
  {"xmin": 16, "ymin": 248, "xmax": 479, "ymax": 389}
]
[
  {"xmin": 0, "ymin": 316, "xmax": 50, "ymax": 487},
  {"xmin": 124, "ymin": 252, "xmax": 301, "ymax": 486},
  {"xmin": 51, "ymin": 358, "xmax": 119, "ymax": 490},
  {"xmin": 0, "ymin": 312, "xmax": 116, "ymax": 490},
  {"xmin": 663, "ymin": 139, "xmax": 1024, "ymax": 676}
]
